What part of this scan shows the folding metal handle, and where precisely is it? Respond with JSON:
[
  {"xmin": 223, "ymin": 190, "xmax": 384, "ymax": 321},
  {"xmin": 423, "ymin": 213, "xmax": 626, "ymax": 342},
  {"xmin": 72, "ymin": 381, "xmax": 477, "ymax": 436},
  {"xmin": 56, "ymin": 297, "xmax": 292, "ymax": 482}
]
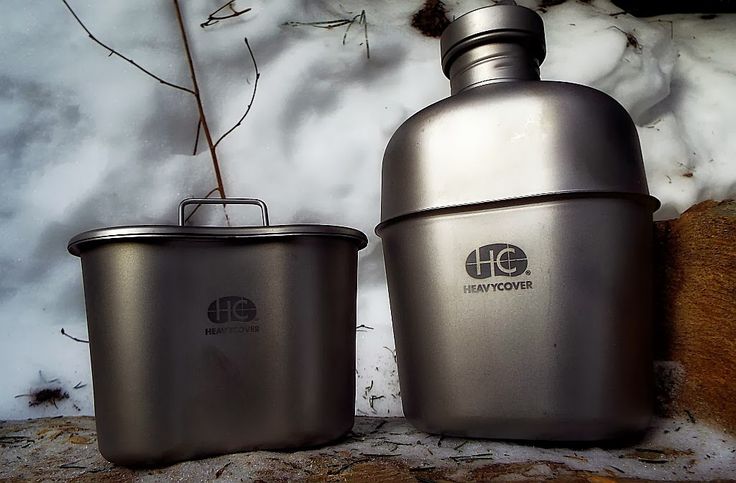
[{"xmin": 178, "ymin": 198, "xmax": 270, "ymax": 226}]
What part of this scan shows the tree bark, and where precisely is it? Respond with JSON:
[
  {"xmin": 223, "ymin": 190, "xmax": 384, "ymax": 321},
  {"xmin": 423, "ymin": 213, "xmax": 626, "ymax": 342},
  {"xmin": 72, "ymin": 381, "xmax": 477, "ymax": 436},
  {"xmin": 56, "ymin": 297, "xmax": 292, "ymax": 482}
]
[{"xmin": 654, "ymin": 199, "xmax": 736, "ymax": 433}]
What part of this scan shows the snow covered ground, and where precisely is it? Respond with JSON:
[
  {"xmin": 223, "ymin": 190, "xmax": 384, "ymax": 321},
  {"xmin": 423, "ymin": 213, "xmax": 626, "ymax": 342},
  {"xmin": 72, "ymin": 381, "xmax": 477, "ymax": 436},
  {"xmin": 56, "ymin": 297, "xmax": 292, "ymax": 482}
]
[{"xmin": 0, "ymin": 0, "xmax": 734, "ymax": 420}]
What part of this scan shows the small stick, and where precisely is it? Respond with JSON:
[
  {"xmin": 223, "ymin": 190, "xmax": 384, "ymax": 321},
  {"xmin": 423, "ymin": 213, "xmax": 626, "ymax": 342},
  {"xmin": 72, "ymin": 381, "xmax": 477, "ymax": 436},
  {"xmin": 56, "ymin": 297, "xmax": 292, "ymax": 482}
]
[
  {"xmin": 192, "ymin": 119, "xmax": 202, "ymax": 155},
  {"xmin": 201, "ymin": 1, "xmax": 251, "ymax": 28},
  {"xmin": 61, "ymin": 328, "xmax": 89, "ymax": 344},
  {"xmin": 284, "ymin": 19, "xmax": 353, "ymax": 29}
]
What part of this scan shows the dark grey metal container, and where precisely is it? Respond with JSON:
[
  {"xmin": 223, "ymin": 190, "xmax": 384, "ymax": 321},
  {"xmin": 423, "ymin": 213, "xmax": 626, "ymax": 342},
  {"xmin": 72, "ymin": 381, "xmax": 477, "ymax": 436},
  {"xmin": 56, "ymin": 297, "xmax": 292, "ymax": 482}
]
[
  {"xmin": 68, "ymin": 198, "xmax": 367, "ymax": 466},
  {"xmin": 376, "ymin": 5, "xmax": 659, "ymax": 441}
]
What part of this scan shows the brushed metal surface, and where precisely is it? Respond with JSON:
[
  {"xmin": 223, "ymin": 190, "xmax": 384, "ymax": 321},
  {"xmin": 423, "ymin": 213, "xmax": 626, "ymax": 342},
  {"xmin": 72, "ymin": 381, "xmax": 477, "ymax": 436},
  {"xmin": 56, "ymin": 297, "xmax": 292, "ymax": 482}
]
[
  {"xmin": 68, "ymin": 224, "xmax": 367, "ymax": 255},
  {"xmin": 74, "ymin": 234, "xmax": 363, "ymax": 466},
  {"xmin": 379, "ymin": 198, "xmax": 653, "ymax": 440},
  {"xmin": 377, "ymin": 4, "xmax": 656, "ymax": 441},
  {"xmin": 379, "ymin": 80, "xmax": 656, "ymax": 224},
  {"xmin": 442, "ymin": 3, "xmax": 544, "ymax": 96}
]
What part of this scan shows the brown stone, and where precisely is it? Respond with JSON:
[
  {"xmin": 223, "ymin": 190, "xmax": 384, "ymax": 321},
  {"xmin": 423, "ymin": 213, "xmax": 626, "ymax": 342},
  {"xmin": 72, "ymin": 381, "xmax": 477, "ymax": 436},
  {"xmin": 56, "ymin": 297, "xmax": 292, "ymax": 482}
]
[{"xmin": 654, "ymin": 199, "xmax": 736, "ymax": 433}]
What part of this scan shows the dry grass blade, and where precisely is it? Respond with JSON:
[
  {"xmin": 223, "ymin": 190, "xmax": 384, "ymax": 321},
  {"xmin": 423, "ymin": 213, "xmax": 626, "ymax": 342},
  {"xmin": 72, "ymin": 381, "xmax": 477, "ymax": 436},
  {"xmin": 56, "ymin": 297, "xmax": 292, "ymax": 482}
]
[
  {"xmin": 285, "ymin": 10, "xmax": 370, "ymax": 59},
  {"xmin": 342, "ymin": 10, "xmax": 370, "ymax": 59}
]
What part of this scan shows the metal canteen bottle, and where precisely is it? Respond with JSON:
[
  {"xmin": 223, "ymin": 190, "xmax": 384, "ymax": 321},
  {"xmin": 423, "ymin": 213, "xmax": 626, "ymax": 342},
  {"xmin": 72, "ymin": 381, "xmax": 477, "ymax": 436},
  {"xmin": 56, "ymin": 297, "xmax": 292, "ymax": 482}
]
[{"xmin": 376, "ymin": 4, "xmax": 659, "ymax": 440}]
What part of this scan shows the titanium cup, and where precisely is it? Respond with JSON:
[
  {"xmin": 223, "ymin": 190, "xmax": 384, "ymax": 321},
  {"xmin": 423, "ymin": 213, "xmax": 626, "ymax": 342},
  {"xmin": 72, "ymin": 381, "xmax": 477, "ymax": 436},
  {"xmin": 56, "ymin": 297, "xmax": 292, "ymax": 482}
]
[
  {"xmin": 69, "ymin": 198, "xmax": 367, "ymax": 466},
  {"xmin": 377, "ymin": 5, "xmax": 659, "ymax": 441}
]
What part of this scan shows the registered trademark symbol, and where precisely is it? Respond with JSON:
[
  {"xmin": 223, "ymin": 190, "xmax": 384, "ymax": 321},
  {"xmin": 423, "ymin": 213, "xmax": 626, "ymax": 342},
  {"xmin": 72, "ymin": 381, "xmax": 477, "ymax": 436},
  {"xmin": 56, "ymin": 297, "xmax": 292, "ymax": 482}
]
[{"xmin": 526, "ymin": 270, "xmax": 531, "ymax": 275}]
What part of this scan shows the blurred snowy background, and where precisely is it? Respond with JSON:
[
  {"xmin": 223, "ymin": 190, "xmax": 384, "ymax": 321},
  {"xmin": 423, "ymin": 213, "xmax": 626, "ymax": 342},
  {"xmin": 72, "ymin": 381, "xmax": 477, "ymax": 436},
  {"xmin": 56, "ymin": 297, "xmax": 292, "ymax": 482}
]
[{"xmin": 0, "ymin": 0, "xmax": 734, "ymax": 419}]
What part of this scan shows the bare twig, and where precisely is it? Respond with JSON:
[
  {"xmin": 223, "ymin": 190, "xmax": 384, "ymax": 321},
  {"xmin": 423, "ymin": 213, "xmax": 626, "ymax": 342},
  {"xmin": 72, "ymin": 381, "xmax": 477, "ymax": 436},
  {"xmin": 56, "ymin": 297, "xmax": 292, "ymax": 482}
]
[
  {"xmin": 183, "ymin": 187, "xmax": 221, "ymax": 224},
  {"xmin": 201, "ymin": 1, "xmax": 251, "ymax": 28},
  {"xmin": 61, "ymin": 328, "xmax": 89, "ymax": 344},
  {"xmin": 61, "ymin": 0, "xmax": 194, "ymax": 95},
  {"xmin": 283, "ymin": 19, "xmax": 353, "ymax": 29},
  {"xmin": 192, "ymin": 119, "xmax": 202, "ymax": 155},
  {"xmin": 173, "ymin": 0, "xmax": 228, "ymax": 206},
  {"xmin": 213, "ymin": 37, "xmax": 260, "ymax": 148}
]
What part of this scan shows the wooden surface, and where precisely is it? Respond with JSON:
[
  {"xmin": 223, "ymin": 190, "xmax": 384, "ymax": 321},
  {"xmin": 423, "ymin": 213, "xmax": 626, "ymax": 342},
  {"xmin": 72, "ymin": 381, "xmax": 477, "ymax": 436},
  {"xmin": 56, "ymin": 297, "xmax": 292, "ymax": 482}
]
[{"xmin": 1, "ymin": 416, "xmax": 735, "ymax": 481}]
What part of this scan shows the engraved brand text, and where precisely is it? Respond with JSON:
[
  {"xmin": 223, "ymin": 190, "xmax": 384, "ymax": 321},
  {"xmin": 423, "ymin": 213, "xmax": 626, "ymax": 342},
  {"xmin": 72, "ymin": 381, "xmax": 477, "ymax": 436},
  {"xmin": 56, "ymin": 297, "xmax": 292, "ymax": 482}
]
[
  {"xmin": 464, "ymin": 281, "xmax": 533, "ymax": 293},
  {"xmin": 205, "ymin": 326, "xmax": 260, "ymax": 335}
]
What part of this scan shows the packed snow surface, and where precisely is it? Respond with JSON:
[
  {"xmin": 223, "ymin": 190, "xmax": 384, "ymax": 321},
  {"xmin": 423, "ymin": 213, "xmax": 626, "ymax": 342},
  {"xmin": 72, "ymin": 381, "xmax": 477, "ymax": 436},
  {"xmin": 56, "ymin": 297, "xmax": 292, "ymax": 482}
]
[{"xmin": 0, "ymin": 0, "xmax": 735, "ymax": 419}]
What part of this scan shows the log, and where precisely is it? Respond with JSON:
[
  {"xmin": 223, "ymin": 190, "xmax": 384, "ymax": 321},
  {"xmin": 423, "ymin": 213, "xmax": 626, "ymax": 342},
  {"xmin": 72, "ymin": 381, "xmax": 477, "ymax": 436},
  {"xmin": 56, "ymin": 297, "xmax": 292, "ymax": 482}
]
[{"xmin": 654, "ymin": 199, "xmax": 736, "ymax": 433}]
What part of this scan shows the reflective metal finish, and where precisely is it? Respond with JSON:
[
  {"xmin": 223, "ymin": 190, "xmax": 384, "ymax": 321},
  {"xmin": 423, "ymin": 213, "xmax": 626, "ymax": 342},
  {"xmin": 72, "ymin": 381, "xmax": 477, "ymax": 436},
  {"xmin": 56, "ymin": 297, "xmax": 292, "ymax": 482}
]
[
  {"xmin": 69, "ymin": 199, "xmax": 367, "ymax": 466},
  {"xmin": 379, "ymin": 81, "xmax": 658, "ymax": 224},
  {"xmin": 178, "ymin": 198, "xmax": 270, "ymax": 226},
  {"xmin": 380, "ymin": 198, "xmax": 653, "ymax": 440},
  {"xmin": 441, "ymin": 5, "xmax": 545, "ymax": 93},
  {"xmin": 377, "ymin": 5, "xmax": 657, "ymax": 440}
]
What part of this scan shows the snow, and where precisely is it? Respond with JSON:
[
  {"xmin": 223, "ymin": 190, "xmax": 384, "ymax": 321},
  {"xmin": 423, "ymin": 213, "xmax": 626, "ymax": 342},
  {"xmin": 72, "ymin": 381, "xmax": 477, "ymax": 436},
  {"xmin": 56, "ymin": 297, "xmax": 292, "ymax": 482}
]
[{"xmin": 0, "ymin": 0, "xmax": 735, "ymax": 421}]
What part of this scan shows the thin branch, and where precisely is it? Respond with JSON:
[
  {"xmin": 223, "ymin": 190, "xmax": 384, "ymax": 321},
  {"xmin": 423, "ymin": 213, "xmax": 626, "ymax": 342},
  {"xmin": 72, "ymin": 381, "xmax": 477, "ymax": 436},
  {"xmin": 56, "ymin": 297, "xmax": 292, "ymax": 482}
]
[
  {"xmin": 173, "ymin": 0, "xmax": 230, "ymax": 225},
  {"xmin": 214, "ymin": 37, "xmax": 260, "ymax": 148},
  {"xmin": 61, "ymin": 328, "xmax": 89, "ymax": 344},
  {"xmin": 192, "ymin": 118, "xmax": 202, "ymax": 155},
  {"xmin": 183, "ymin": 187, "xmax": 221, "ymax": 224},
  {"xmin": 284, "ymin": 19, "xmax": 353, "ymax": 29},
  {"xmin": 61, "ymin": 0, "xmax": 195, "ymax": 95},
  {"xmin": 201, "ymin": 0, "xmax": 251, "ymax": 28}
]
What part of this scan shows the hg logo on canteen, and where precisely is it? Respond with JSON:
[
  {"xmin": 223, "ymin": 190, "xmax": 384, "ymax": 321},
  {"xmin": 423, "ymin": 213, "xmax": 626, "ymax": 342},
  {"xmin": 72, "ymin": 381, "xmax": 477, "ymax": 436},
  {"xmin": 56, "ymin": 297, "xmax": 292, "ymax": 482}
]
[{"xmin": 465, "ymin": 243, "xmax": 529, "ymax": 279}]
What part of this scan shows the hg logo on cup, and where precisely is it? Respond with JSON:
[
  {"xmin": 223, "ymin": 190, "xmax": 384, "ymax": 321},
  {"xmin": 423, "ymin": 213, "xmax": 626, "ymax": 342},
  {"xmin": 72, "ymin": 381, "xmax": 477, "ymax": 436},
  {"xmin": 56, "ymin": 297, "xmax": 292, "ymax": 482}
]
[
  {"xmin": 207, "ymin": 296, "xmax": 257, "ymax": 324},
  {"xmin": 465, "ymin": 243, "xmax": 529, "ymax": 279}
]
